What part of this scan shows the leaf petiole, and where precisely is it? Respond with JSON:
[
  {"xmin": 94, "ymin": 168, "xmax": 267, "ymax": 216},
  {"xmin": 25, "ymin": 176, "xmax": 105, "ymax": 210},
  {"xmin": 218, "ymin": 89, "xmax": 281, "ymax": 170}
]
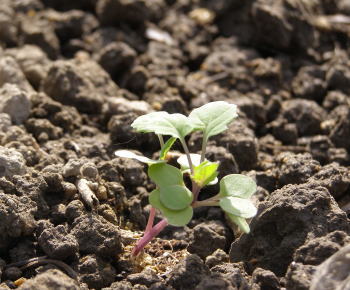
[
  {"xmin": 191, "ymin": 183, "xmax": 201, "ymax": 204},
  {"xmin": 179, "ymin": 138, "xmax": 194, "ymax": 174},
  {"xmin": 192, "ymin": 199, "xmax": 219, "ymax": 208},
  {"xmin": 157, "ymin": 134, "xmax": 165, "ymax": 147},
  {"xmin": 192, "ymin": 192, "xmax": 222, "ymax": 207},
  {"xmin": 200, "ymin": 132, "xmax": 208, "ymax": 163}
]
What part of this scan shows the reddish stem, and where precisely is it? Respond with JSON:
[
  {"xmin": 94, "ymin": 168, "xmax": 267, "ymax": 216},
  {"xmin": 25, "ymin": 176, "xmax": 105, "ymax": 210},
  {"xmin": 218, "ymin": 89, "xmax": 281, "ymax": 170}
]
[
  {"xmin": 191, "ymin": 182, "xmax": 201, "ymax": 204},
  {"xmin": 145, "ymin": 207, "xmax": 156, "ymax": 233},
  {"xmin": 132, "ymin": 219, "xmax": 168, "ymax": 256}
]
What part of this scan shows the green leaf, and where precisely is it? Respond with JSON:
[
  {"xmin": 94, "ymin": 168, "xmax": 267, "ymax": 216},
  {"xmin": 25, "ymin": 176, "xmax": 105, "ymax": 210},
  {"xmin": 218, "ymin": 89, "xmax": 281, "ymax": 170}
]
[
  {"xmin": 219, "ymin": 196, "xmax": 257, "ymax": 218},
  {"xmin": 149, "ymin": 188, "xmax": 162, "ymax": 209},
  {"xmin": 193, "ymin": 161, "xmax": 219, "ymax": 187},
  {"xmin": 131, "ymin": 111, "xmax": 194, "ymax": 139},
  {"xmin": 189, "ymin": 101, "xmax": 238, "ymax": 138},
  {"xmin": 227, "ymin": 214, "xmax": 250, "ymax": 233},
  {"xmin": 177, "ymin": 153, "xmax": 201, "ymax": 170},
  {"xmin": 148, "ymin": 163, "xmax": 183, "ymax": 187},
  {"xmin": 165, "ymin": 206, "xmax": 193, "ymax": 227},
  {"xmin": 114, "ymin": 150, "xmax": 164, "ymax": 164},
  {"xmin": 149, "ymin": 189, "xmax": 193, "ymax": 226},
  {"xmin": 130, "ymin": 112, "xmax": 168, "ymax": 133},
  {"xmin": 159, "ymin": 185, "xmax": 193, "ymax": 210},
  {"xmin": 219, "ymin": 174, "xmax": 257, "ymax": 198},
  {"xmin": 160, "ymin": 137, "xmax": 177, "ymax": 160}
]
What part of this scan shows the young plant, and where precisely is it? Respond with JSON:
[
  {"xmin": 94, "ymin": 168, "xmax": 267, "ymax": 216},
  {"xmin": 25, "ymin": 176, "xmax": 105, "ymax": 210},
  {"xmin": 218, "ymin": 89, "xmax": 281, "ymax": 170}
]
[{"xmin": 115, "ymin": 101, "xmax": 257, "ymax": 256}]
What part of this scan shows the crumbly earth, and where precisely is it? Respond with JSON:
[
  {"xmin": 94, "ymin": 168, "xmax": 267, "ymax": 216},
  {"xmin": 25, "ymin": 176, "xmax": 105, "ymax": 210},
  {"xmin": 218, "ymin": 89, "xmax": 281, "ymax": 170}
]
[{"xmin": 0, "ymin": 0, "xmax": 349, "ymax": 289}]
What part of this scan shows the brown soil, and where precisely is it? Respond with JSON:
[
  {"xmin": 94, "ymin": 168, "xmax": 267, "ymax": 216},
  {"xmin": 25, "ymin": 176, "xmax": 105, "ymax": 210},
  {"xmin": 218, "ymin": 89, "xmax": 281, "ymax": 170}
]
[{"xmin": 0, "ymin": 0, "xmax": 349, "ymax": 289}]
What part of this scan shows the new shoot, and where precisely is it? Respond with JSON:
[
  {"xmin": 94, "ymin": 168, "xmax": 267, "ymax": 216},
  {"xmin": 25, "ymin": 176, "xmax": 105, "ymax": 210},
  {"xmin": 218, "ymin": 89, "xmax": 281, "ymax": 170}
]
[{"xmin": 115, "ymin": 101, "xmax": 257, "ymax": 256}]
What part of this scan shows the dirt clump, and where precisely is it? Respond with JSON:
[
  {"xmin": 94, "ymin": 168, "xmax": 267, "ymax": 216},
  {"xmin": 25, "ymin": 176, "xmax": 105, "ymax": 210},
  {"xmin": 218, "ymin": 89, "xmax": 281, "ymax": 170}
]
[{"xmin": 0, "ymin": 0, "xmax": 350, "ymax": 289}]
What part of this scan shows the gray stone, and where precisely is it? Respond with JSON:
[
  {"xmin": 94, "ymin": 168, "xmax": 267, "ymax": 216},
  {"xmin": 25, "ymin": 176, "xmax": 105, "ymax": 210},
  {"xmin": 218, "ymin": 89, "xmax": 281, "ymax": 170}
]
[
  {"xmin": 276, "ymin": 152, "xmax": 321, "ymax": 186},
  {"xmin": 71, "ymin": 214, "xmax": 122, "ymax": 258},
  {"xmin": 0, "ymin": 146, "xmax": 27, "ymax": 177},
  {"xmin": 188, "ymin": 221, "xmax": 231, "ymax": 259},
  {"xmin": 294, "ymin": 231, "xmax": 350, "ymax": 266},
  {"xmin": 78, "ymin": 255, "xmax": 116, "ymax": 289},
  {"xmin": 311, "ymin": 244, "xmax": 350, "ymax": 290},
  {"xmin": 214, "ymin": 120, "xmax": 259, "ymax": 170},
  {"xmin": 42, "ymin": 59, "xmax": 119, "ymax": 113},
  {"xmin": 63, "ymin": 159, "xmax": 84, "ymax": 178},
  {"xmin": 286, "ymin": 262, "xmax": 316, "ymax": 290},
  {"xmin": 0, "ymin": 56, "xmax": 34, "ymax": 93},
  {"xmin": 251, "ymin": 268, "xmax": 280, "ymax": 290},
  {"xmin": 96, "ymin": 0, "xmax": 150, "ymax": 26},
  {"xmin": 205, "ymin": 249, "xmax": 229, "ymax": 268},
  {"xmin": 127, "ymin": 268, "xmax": 161, "ymax": 287},
  {"xmin": 330, "ymin": 106, "xmax": 350, "ymax": 151},
  {"xmin": 17, "ymin": 269, "xmax": 79, "ymax": 290},
  {"xmin": 166, "ymin": 255, "xmax": 209, "ymax": 290},
  {"xmin": 19, "ymin": 14, "xmax": 60, "ymax": 59},
  {"xmin": 0, "ymin": 84, "xmax": 31, "ymax": 124},
  {"xmin": 279, "ymin": 99, "xmax": 327, "ymax": 136},
  {"xmin": 229, "ymin": 181, "xmax": 350, "ymax": 276},
  {"xmin": 0, "ymin": 1, "xmax": 18, "ymax": 45},
  {"xmin": 0, "ymin": 192, "xmax": 36, "ymax": 251},
  {"xmin": 0, "ymin": 113, "xmax": 11, "ymax": 132},
  {"xmin": 38, "ymin": 225, "xmax": 79, "ymax": 259},
  {"xmin": 251, "ymin": 0, "xmax": 292, "ymax": 50},
  {"xmin": 5, "ymin": 45, "xmax": 50, "ymax": 89}
]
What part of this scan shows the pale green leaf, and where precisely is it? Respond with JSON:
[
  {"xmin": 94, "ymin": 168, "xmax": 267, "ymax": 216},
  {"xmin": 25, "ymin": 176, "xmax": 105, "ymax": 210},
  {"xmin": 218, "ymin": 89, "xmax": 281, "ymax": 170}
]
[
  {"xmin": 193, "ymin": 161, "xmax": 219, "ymax": 187},
  {"xmin": 165, "ymin": 206, "xmax": 193, "ymax": 227},
  {"xmin": 189, "ymin": 101, "xmax": 238, "ymax": 138},
  {"xmin": 149, "ymin": 188, "xmax": 162, "ymax": 209},
  {"xmin": 160, "ymin": 137, "xmax": 177, "ymax": 160},
  {"xmin": 177, "ymin": 153, "xmax": 201, "ymax": 170},
  {"xmin": 148, "ymin": 163, "xmax": 183, "ymax": 187},
  {"xmin": 219, "ymin": 174, "xmax": 257, "ymax": 198},
  {"xmin": 114, "ymin": 150, "xmax": 164, "ymax": 164},
  {"xmin": 219, "ymin": 196, "xmax": 257, "ymax": 218},
  {"xmin": 131, "ymin": 111, "xmax": 193, "ymax": 139},
  {"xmin": 159, "ymin": 185, "xmax": 193, "ymax": 210},
  {"xmin": 227, "ymin": 214, "xmax": 250, "ymax": 233},
  {"xmin": 149, "ymin": 189, "xmax": 193, "ymax": 226},
  {"xmin": 130, "ymin": 111, "xmax": 167, "ymax": 133}
]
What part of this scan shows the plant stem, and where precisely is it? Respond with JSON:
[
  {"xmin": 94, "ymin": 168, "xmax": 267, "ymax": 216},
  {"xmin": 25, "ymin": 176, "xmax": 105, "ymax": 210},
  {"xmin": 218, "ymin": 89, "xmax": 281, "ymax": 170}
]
[
  {"xmin": 157, "ymin": 134, "xmax": 165, "ymax": 147},
  {"xmin": 205, "ymin": 192, "xmax": 222, "ymax": 201},
  {"xmin": 200, "ymin": 134, "xmax": 208, "ymax": 163},
  {"xmin": 132, "ymin": 219, "xmax": 168, "ymax": 256},
  {"xmin": 192, "ymin": 199, "xmax": 219, "ymax": 208},
  {"xmin": 180, "ymin": 138, "xmax": 194, "ymax": 174},
  {"xmin": 192, "ymin": 192, "xmax": 221, "ymax": 208},
  {"xmin": 191, "ymin": 183, "xmax": 201, "ymax": 204},
  {"xmin": 145, "ymin": 207, "xmax": 156, "ymax": 233}
]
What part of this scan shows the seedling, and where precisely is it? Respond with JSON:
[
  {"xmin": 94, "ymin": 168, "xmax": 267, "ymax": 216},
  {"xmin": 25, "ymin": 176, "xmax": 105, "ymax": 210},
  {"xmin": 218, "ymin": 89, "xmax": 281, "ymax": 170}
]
[{"xmin": 115, "ymin": 101, "xmax": 257, "ymax": 256}]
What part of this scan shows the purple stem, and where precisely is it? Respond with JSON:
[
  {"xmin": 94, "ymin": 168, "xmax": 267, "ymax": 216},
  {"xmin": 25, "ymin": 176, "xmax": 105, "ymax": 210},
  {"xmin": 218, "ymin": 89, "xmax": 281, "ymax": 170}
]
[
  {"xmin": 132, "ymin": 219, "xmax": 168, "ymax": 256},
  {"xmin": 191, "ymin": 182, "xmax": 201, "ymax": 204},
  {"xmin": 145, "ymin": 207, "xmax": 156, "ymax": 233}
]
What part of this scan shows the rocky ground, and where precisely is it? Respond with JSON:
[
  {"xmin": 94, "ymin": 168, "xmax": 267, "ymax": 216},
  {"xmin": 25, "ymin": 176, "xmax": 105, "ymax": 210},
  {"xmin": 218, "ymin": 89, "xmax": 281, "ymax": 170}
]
[{"xmin": 0, "ymin": 0, "xmax": 350, "ymax": 289}]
